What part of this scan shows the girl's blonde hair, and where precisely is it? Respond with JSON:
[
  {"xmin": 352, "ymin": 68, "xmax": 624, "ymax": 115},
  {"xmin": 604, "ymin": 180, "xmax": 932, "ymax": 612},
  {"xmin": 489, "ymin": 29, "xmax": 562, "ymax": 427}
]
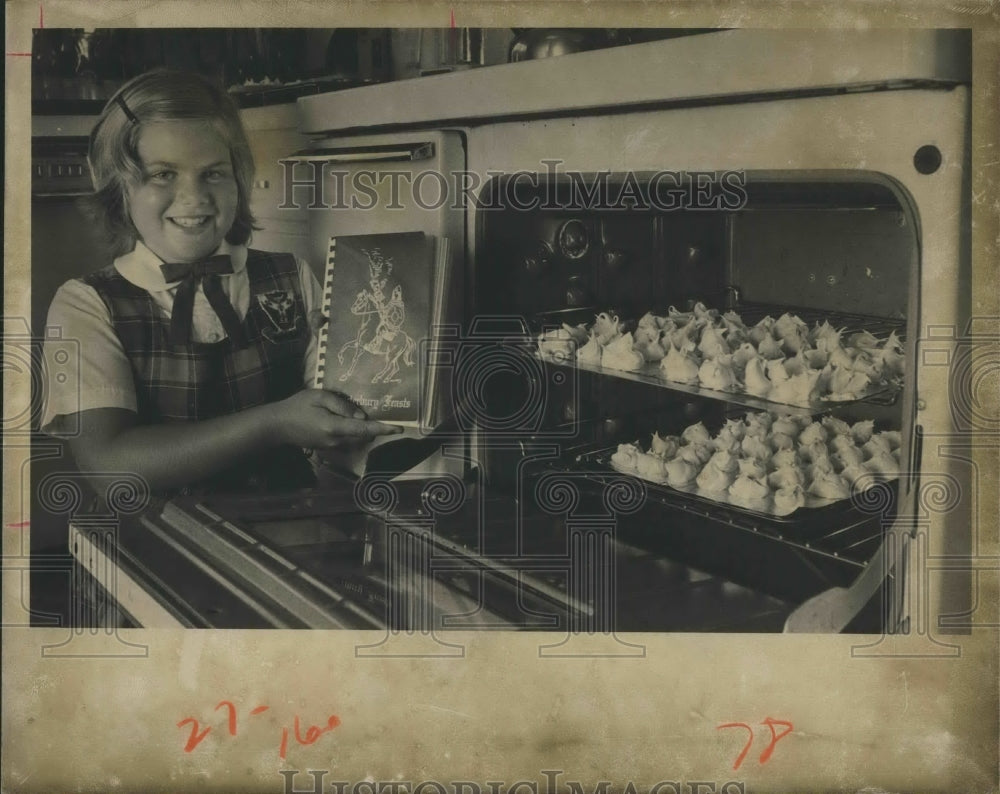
[{"xmin": 87, "ymin": 69, "xmax": 258, "ymax": 256}]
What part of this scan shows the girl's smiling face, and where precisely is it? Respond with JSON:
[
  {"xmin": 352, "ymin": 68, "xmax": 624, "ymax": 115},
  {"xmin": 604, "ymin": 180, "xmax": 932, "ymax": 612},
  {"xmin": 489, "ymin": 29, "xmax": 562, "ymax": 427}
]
[{"xmin": 126, "ymin": 119, "xmax": 239, "ymax": 263}]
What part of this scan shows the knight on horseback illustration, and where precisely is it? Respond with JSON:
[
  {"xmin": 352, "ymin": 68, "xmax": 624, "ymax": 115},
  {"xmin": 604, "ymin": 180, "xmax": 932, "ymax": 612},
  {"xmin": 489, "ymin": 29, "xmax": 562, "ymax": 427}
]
[{"xmin": 337, "ymin": 247, "xmax": 417, "ymax": 384}]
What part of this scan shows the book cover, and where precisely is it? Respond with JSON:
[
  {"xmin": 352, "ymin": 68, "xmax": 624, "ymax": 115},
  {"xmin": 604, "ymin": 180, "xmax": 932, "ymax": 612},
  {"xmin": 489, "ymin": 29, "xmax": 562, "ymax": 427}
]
[{"xmin": 314, "ymin": 231, "xmax": 448, "ymax": 429}]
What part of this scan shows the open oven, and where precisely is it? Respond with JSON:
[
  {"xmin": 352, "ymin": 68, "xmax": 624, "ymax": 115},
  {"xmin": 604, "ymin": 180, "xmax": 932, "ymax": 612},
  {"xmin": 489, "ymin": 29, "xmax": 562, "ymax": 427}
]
[{"xmin": 294, "ymin": 27, "xmax": 971, "ymax": 635}]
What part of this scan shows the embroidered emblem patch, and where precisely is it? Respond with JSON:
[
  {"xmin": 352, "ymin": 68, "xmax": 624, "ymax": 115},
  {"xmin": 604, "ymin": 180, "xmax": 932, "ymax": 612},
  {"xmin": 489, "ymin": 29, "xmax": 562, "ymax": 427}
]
[{"xmin": 255, "ymin": 289, "xmax": 301, "ymax": 342}]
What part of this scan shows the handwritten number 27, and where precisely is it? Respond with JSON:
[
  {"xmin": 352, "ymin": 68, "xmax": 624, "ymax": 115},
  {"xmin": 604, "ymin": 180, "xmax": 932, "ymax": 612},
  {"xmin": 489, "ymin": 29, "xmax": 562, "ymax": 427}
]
[{"xmin": 716, "ymin": 717, "xmax": 793, "ymax": 770}]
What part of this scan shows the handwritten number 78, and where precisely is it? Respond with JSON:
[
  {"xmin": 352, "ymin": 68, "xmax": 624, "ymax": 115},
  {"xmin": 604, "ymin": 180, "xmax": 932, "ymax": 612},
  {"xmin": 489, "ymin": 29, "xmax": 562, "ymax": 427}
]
[{"xmin": 716, "ymin": 717, "xmax": 793, "ymax": 770}]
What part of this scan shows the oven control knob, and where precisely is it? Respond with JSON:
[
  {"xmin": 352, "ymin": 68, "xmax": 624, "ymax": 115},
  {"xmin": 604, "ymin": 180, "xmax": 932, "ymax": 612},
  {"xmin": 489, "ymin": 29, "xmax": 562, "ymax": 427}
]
[{"xmin": 557, "ymin": 219, "xmax": 590, "ymax": 260}]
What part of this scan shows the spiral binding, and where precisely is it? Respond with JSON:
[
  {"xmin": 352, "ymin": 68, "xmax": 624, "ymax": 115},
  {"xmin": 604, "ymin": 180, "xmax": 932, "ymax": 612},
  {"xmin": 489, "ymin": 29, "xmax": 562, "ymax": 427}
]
[{"xmin": 313, "ymin": 237, "xmax": 336, "ymax": 388}]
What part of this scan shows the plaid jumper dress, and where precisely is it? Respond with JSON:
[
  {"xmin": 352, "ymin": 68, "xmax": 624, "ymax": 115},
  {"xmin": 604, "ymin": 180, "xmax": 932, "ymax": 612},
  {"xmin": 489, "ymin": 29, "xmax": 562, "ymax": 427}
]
[{"xmin": 84, "ymin": 249, "xmax": 316, "ymax": 494}]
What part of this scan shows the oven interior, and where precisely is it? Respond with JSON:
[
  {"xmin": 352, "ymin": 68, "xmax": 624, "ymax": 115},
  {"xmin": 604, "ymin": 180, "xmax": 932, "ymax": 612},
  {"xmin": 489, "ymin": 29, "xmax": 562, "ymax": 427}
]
[{"xmin": 468, "ymin": 172, "xmax": 915, "ymax": 620}]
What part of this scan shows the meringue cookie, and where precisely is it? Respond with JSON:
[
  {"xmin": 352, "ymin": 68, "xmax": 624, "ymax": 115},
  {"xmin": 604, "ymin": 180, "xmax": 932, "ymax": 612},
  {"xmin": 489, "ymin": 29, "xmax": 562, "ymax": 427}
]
[
  {"xmin": 729, "ymin": 474, "xmax": 771, "ymax": 504},
  {"xmin": 681, "ymin": 421, "xmax": 712, "ymax": 445},
  {"xmin": 770, "ymin": 448, "xmax": 798, "ymax": 470},
  {"xmin": 768, "ymin": 466, "xmax": 804, "ymax": 490},
  {"xmin": 610, "ymin": 443, "xmax": 641, "ymax": 471},
  {"xmin": 667, "ymin": 305, "xmax": 693, "ymax": 326},
  {"xmin": 809, "ymin": 320, "xmax": 843, "ymax": 346},
  {"xmin": 862, "ymin": 435, "xmax": 893, "ymax": 460},
  {"xmin": 832, "ymin": 446, "xmax": 866, "ymax": 471},
  {"xmin": 697, "ymin": 324, "xmax": 730, "ymax": 359},
  {"xmin": 601, "ymin": 332, "xmax": 644, "ymax": 372},
  {"xmin": 806, "ymin": 457, "xmax": 835, "ymax": 481},
  {"xmin": 770, "ymin": 370, "xmax": 822, "ymax": 406},
  {"xmin": 744, "ymin": 356, "xmax": 772, "ymax": 397},
  {"xmin": 744, "ymin": 411, "xmax": 774, "ymax": 435},
  {"xmin": 737, "ymin": 457, "xmax": 767, "ymax": 481},
  {"xmin": 849, "ymin": 329, "xmax": 881, "ymax": 351},
  {"xmin": 721, "ymin": 418, "xmax": 747, "ymax": 440},
  {"xmin": 774, "ymin": 312, "xmax": 808, "ymax": 341},
  {"xmin": 713, "ymin": 437, "xmax": 742, "ymax": 456},
  {"xmin": 722, "ymin": 312, "xmax": 749, "ymax": 345},
  {"xmin": 593, "ymin": 311, "xmax": 624, "ymax": 346},
  {"xmin": 576, "ymin": 335, "xmax": 602, "ymax": 366},
  {"xmin": 731, "ymin": 342, "xmax": 758, "ymax": 373},
  {"xmin": 667, "ymin": 322, "xmax": 700, "ymax": 351},
  {"xmin": 808, "ymin": 472, "xmax": 850, "ymax": 500},
  {"xmin": 758, "ymin": 335, "xmax": 785, "ymax": 360},
  {"xmin": 636, "ymin": 336, "xmax": 667, "ymax": 363},
  {"xmin": 827, "ymin": 365, "xmax": 872, "ymax": 398},
  {"xmin": 649, "ymin": 432, "xmax": 681, "ymax": 459},
  {"xmin": 880, "ymin": 430, "xmax": 902, "ymax": 450},
  {"xmin": 770, "ymin": 433, "xmax": 796, "ymax": 452},
  {"xmin": 678, "ymin": 442, "xmax": 714, "ymax": 466},
  {"xmin": 851, "ymin": 420, "xmax": 876, "ymax": 444},
  {"xmin": 821, "ymin": 415, "xmax": 852, "ymax": 437},
  {"xmin": 866, "ymin": 450, "xmax": 901, "ymax": 478},
  {"xmin": 698, "ymin": 357, "xmax": 739, "ymax": 392},
  {"xmin": 635, "ymin": 312, "xmax": 660, "ymax": 340},
  {"xmin": 804, "ymin": 348, "xmax": 831, "ymax": 369},
  {"xmin": 826, "ymin": 338, "xmax": 857, "ymax": 371},
  {"xmin": 850, "ymin": 350, "xmax": 881, "ymax": 380},
  {"xmin": 783, "ymin": 351, "xmax": 809, "ymax": 377},
  {"xmin": 660, "ymin": 343, "xmax": 701, "ymax": 385},
  {"xmin": 877, "ymin": 331, "xmax": 906, "ymax": 379},
  {"xmin": 741, "ymin": 435, "xmax": 772, "ymax": 462},
  {"xmin": 697, "ymin": 463, "xmax": 735, "ymax": 493},
  {"xmin": 773, "ymin": 485, "xmax": 806, "ymax": 516},
  {"xmin": 798, "ymin": 421, "xmax": 828, "ymax": 446},
  {"xmin": 799, "ymin": 439, "xmax": 830, "ymax": 463},
  {"xmin": 770, "ymin": 416, "xmax": 800, "ymax": 438},
  {"xmin": 665, "ymin": 457, "xmax": 699, "ymax": 486},
  {"xmin": 692, "ymin": 302, "xmax": 719, "ymax": 323},
  {"xmin": 748, "ymin": 316, "xmax": 776, "ymax": 346},
  {"xmin": 829, "ymin": 434, "xmax": 859, "ymax": 454},
  {"xmin": 707, "ymin": 449, "xmax": 739, "ymax": 475},
  {"xmin": 635, "ymin": 452, "xmax": 669, "ymax": 481}
]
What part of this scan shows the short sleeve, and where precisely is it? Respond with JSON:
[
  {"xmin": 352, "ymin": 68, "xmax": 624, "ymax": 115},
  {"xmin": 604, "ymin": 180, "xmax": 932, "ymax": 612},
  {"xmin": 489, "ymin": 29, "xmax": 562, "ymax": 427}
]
[
  {"xmin": 295, "ymin": 255, "xmax": 324, "ymax": 388},
  {"xmin": 40, "ymin": 279, "xmax": 138, "ymax": 435}
]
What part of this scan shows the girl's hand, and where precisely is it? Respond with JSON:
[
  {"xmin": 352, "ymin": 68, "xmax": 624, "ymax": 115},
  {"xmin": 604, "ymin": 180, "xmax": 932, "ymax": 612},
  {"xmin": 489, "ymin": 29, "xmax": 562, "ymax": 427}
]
[{"xmin": 268, "ymin": 389, "xmax": 402, "ymax": 449}]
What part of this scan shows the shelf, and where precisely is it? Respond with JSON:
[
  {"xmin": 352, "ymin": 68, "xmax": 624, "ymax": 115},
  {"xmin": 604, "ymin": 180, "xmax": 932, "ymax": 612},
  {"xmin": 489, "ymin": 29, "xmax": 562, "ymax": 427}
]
[{"xmin": 539, "ymin": 353, "xmax": 899, "ymax": 415}]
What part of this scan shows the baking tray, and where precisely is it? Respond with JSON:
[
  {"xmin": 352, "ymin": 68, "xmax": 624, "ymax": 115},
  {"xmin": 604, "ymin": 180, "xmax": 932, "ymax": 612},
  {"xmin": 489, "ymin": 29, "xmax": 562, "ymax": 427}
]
[
  {"xmin": 550, "ymin": 443, "xmax": 898, "ymax": 540},
  {"xmin": 536, "ymin": 299, "xmax": 905, "ymax": 411}
]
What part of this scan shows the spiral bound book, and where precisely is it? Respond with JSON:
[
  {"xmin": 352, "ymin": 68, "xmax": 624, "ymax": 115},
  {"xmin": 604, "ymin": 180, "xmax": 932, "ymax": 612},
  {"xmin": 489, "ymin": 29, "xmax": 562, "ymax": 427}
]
[{"xmin": 313, "ymin": 231, "xmax": 452, "ymax": 429}]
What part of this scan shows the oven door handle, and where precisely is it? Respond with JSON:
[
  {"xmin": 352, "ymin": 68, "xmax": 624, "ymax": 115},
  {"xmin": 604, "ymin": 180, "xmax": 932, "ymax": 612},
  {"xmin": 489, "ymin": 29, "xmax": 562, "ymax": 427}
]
[{"xmin": 284, "ymin": 142, "xmax": 436, "ymax": 164}]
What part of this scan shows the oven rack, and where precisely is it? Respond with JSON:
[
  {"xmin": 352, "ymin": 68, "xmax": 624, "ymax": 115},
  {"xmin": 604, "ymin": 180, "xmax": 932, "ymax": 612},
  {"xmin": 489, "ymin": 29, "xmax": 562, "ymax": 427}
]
[
  {"xmin": 734, "ymin": 301, "xmax": 906, "ymax": 341},
  {"xmin": 535, "ymin": 456, "xmax": 891, "ymax": 603},
  {"xmin": 533, "ymin": 302, "xmax": 906, "ymax": 340},
  {"xmin": 535, "ymin": 301, "xmax": 905, "ymax": 411},
  {"xmin": 540, "ymin": 354, "xmax": 899, "ymax": 414}
]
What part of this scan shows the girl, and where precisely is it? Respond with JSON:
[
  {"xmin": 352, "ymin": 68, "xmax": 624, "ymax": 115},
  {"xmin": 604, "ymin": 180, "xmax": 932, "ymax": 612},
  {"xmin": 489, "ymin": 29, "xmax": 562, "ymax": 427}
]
[{"xmin": 40, "ymin": 69, "xmax": 401, "ymax": 497}]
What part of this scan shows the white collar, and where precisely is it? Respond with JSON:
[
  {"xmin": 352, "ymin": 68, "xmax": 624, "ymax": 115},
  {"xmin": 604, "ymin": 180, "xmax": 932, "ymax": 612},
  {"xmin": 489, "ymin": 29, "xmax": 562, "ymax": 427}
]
[{"xmin": 114, "ymin": 240, "xmax": 248, "ymax": 293}]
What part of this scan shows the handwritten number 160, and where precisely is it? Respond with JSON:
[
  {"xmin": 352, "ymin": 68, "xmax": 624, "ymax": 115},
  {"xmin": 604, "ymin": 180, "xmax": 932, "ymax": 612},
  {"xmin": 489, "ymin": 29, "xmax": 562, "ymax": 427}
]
[{"xmin": 716, "ymin": 717, "xmax": 793, "ymax": 770}]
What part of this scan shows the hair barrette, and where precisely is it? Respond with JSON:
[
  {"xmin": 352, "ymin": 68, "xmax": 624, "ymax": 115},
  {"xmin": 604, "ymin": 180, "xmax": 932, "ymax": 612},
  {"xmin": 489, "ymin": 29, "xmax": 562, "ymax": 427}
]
[{"xmin": 115, "ymin": 94, "xmax": 139, "ymax": 125}]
